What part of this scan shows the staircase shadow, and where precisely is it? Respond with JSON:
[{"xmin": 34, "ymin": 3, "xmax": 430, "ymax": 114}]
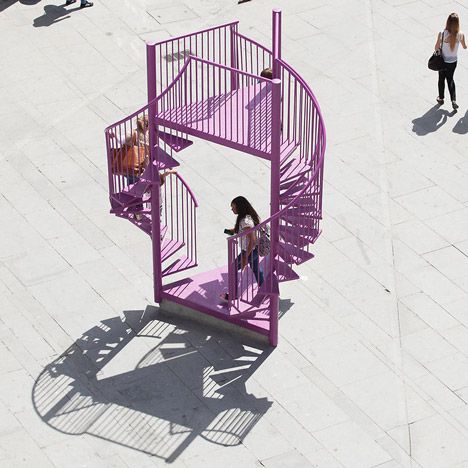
[
  {"xmin": 412, "ymin": 105, "xmax": 456, "ymax": 136},
  {"xmin": 1, "ymin": 0, "xmax": 41, "ymax": 13},
  {"xmin": 32, "ymin": 307, "xmax": 273, "ymax": 462}
]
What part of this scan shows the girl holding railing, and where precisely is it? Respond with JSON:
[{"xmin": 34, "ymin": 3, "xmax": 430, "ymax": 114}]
[{"xmin": 220, "ymin": 196, "xmax": 264, "ymax": 302}]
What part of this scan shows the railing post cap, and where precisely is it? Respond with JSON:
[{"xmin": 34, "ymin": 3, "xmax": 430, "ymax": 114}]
[
  {"xmin": 273, "ymin": 8, "xmax": 282, "ymax": 13},
  {"xmin": 146, "ymin": 41, "xmax": 157, "ymax": 47},
  {"xmin": 272, "ymin": 78, "xmax": 281, "ymax": 85}
]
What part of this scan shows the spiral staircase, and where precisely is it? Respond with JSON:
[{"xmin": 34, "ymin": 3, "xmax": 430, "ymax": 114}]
[{"xmin": 104, "ymin": 10, "xmax": 326, "ymax": 346}]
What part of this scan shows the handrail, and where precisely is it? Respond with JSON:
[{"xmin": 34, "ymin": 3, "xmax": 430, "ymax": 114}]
[
  {"xmin": 189, "ymin": 55, "xmax": 274, "ymax": 83},
  {"xmin": 104, "ymin": 99, "xmax": 153, "ymax": 133},
  {"xmin": 104, "ymin": 58, "xmax": 192, "ymax": 132},
  {"xmin": 227, "ymin": 57, "xmax": 326, "ymax": 247},
  {"xmin": 174, "ymin": 171, "xmax": 199, "ymax": 207},
  {"xmin": 277, "ymin": 58, "xmax": 326, "ymax": 133},
  {"xmin": 154, "ymin": 21, "xmax": 239, "ymax": 47},
  {"xmin": 232, "ymin": 30, "xmax": 273, "ymax": 55},
  {"xmin": 156, "ymin": 57, "xmax": 191, "ymax": 102}
]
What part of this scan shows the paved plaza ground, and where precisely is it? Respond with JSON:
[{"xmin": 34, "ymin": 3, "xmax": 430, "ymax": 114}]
[{"xmin": 2, "ymin": 0, "xmax": 468, "ymax": 466}]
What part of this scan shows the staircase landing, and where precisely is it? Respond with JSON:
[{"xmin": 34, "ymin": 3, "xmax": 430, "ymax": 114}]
[{"xmin": 161, "ymin": 266, "xmax": 271, "ymax": 336}]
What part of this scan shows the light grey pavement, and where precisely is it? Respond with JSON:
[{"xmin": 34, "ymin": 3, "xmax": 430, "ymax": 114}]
[{"xmin": 2, "ymin": 0, "xmax": 468, "ymax": 466}]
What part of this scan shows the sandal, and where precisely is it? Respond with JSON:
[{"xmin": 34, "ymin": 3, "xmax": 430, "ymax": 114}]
[{"xmin": 436, "ymin": 97, "xmax": 444, "ymax": 105}]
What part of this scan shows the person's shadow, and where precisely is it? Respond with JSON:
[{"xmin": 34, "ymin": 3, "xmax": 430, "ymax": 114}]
[
  {"xmin": 453, "ymin": 110, "xmax": 468, "ymax": 134},
  {"xmin": 33, "ymin": 3, "xmax": 79, "ymax": 27},
  {"xmin": 412, "ymin": 105, "xmax": 456, "ymax": 136}
]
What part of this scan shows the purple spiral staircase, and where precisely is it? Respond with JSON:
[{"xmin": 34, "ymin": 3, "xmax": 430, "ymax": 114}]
[{"xmin": 104, "ymin": 10, "xmax": 326, "ymax": 346}]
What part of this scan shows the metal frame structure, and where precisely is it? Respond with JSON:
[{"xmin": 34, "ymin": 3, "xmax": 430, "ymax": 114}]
[{"xmin": 104, "ymin": 10, "xmax": 326, "ymax": 346}]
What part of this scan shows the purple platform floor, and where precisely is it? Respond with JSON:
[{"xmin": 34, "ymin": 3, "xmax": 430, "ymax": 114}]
[{"xmin": 161, "ymin": 266, "xmax": 271, "ymax": 336}]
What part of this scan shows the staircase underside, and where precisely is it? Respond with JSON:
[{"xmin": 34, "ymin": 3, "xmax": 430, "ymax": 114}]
[{"xmin": 161, "ymin": 266, "xmax": 271, "ymax": 336}]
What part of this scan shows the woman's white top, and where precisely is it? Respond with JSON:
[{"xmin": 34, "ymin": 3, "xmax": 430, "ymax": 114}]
[
  {"xmin": 239, "ymin": 215, "xmax": 255, "ymax": 251},
  {"xmin": 441, "ymin": 30, "xmax": 461, "ymax": 63}
]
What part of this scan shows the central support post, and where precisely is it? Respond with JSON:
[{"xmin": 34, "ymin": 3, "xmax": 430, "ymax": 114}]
[
  {"xmin": 147, "ymin": 42, "xmax": 163, "ymax": 303},
  {"xmin": 269, "ymin": 9, "xmax": 283, "ymax": 347}
]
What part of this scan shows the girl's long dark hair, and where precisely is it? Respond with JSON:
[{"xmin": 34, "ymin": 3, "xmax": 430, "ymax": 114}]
[
  {"xmin": 446, "ymin": 13, "xmax": 460, "ymax": 50},
  {"xmin": 231, "ymin": 196, "xmax": 260, "ymax": 233}
]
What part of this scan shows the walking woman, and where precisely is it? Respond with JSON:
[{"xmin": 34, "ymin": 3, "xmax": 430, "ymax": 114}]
[
  {"xmin": 436, "ymin": 13, "xmax": 467, "ymax": 110},
  {"xmin": 220, "ymin": 196, "xmax": 264, "ymax": 302}
]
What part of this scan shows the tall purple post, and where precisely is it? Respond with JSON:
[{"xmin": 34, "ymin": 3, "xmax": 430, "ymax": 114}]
[
  {"xmin": 269, "ymin": 9, "xmax": 282, "ymax": 347},
  {"xmin": 230, "ymin": 23, "xmax": 238, "ymax": 91},
  {"xmin": 147, "ymin": 42, "xmax": 163, "ymax": 303},
  {"xmin": 272, "ymin": 9, "xmax": 282, "ymax": 79}
]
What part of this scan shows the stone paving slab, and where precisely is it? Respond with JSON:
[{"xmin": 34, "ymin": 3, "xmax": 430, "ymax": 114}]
[{"xmin": 2, "ymin": 0, "xmax": 468, "ymax": 466}]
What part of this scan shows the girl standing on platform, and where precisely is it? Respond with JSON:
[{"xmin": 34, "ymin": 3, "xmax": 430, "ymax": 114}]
[
  {"xmin": 435, "ymin": 13, "xmax": 467, "ymax": 110},
  {"xmin": 220, "ymin": 196, "xmax": 264, "ymax": 302}
]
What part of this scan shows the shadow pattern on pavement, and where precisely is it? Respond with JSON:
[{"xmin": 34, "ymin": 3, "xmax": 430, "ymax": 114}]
[
  {"xmin": 32, "ymin": 307, "xmax": 273, "ymax": 462},
  {"xmin": 0, "ymin": 0, "xmax": 41, "ymax": 13}
]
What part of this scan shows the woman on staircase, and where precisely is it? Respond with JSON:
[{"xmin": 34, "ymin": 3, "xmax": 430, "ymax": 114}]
[{"xmin": 220, "ymin": 196, "xmax": 264, "ymax": 302}]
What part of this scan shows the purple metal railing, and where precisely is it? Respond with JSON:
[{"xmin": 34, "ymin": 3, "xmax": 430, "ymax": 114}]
[
  {"xmin": 232, "ymin": 31, "xmax": 273, "ymax": 79},
  {"xmin": 226, "ymin": 58, "xmax": 326, "ymax": 319},
  {"xmin": 104, "ymin": 11, "xmax": 326, "ymax": 346},
  {"xmin": 105, "ymin": 106, "xmax": 152, "ymax": 204},
  {"xmin": 156, "ymin": 55, "xmax": 274, "ymax": 156},
  {"xmin": 161, "ymin": 172, "xmax": 198, "ymax": 271},
  {"xmin": 151, "ymin": 22, "xmax": 239, "ymax": 97}
]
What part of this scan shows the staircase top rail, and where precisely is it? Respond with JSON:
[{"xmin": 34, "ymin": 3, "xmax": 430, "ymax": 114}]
[
  {"xmin": 232, "ymin": 30, "xmax": 273, "ymax": 55},
  {"xmin": 189, "ymin": 55, "xmax": 274, "ymax": 82},
  {"xmin": 157, "ymin": 58, "xmax": 192, "ymax": 101},
  {"xmin": 153, "ymin": 21, "xmax": 239, "ymax": 47},
  {"xmin": 276, "ymin": 58, "xmax": 326, "ymax": 132},
  {"xmin": 172, "ymin": 171, "xmax": 199, "ymax": 207}
]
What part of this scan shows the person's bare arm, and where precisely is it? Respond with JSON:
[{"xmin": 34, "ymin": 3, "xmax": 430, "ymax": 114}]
[
  {"xmin": 435, "ymin": 32, "xmax": 442, "ymax": 50},
  {"xmin": 461, "ymin": 33, "xmax": 467, "ymax": 49},
  {"xmin": 160, "ymin": 168, "xmax": 177, "ymax": 183}
]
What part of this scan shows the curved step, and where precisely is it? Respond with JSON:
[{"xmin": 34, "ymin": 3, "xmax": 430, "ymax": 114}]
[
  {"xmin": 278, "ymin": 241, "xmax": 314, "ymax": 265},
  {"xmin": 279, "ymin": 224, "xmax": 320, "ymax": 248},
  {"xmin": 274, "ymin": 258, "xmax": 299, "ymax": 282},
  {"xmin": 158, "ymin": 130, "xmax": 193, "ymax": 152},
  {"xmin": 281, "ymin": 213, "xmax": 321, "ymax": 226}
]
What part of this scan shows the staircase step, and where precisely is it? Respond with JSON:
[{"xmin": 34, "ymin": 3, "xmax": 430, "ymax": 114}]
[
  {"xmin": 158, "ymin": 131, "xmax": 193, "ymax": 152},
  {"xmin": 161, "ymin": 239, "xmax": 184, "ymax": 263},
  {"xmin": 278, "ymin": 224, "xmax": 319, "ymax": 247},
  {"xmin": 280, "ymin": 159, "xmax": 311, "ymax": 182},
  {"xmin": 280, "ymin": 179, "xmax": 309, "ymax": 197},
  {"xmin": 155, "ymin": 146, "xmax": 180, "ymax": 169},
  {"xmin": 280, "ymin": 222, "xmax": 318, "ymax": 238},
  {"xmin": 281, "ymin": 213, "xmax": 321, "ymax": 226},
  {"xmin": 280, "ymin": 194, "xmax": 318, "ymax": 207},
  {"xmin": 162, "ymin": 255, "xmax": 197, "ymax": 277},
  {"xmin": 278, "ymin": 241, "xmax": 314, "ymax": 265},
  {"xmin": 274, "ymin": 258, "xmax": 300, "ymax": 282},
  {"xmin": 284, "ymin": 205, "xmax": 320, "ymax": 217},
  {"xmin": 136, "ymin": 217, "xmax": 152, "ymax": 236},
  {"xmin": 279, "ymin": 140, "xmax": 299, "ymax": 164}
]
